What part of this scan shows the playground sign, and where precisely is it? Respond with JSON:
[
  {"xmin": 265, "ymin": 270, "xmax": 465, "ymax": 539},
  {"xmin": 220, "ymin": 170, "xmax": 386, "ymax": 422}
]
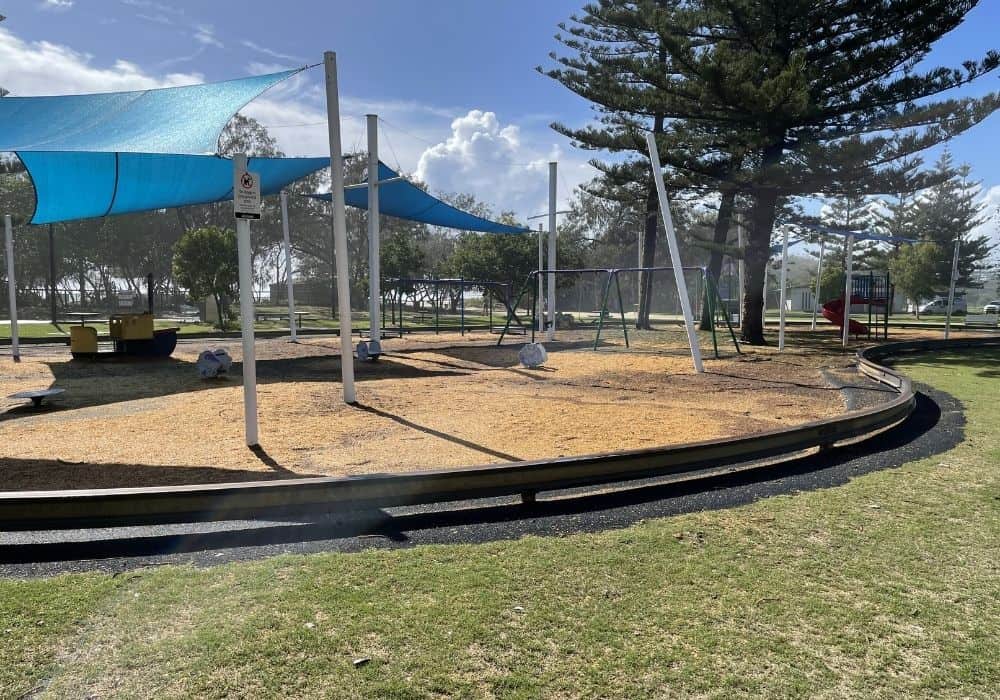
[{"xmin": 234, "ymin": 168, "xmax": 261, "ymax": 219}]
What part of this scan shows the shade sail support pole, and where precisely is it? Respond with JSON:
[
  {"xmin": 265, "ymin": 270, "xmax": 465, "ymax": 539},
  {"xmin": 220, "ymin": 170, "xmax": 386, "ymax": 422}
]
[
  {"xmin": 324, "ymin": 51, "xmax": 357, "ymax": 404},
  {"xmin": 645, "ymin": 132, "xmax": 703, "ymax": 373},
  {"xmin": 778, "ymin": 226, "xmax": 790, "ymax": 351},
  {"xmin": 737, "ymin": 214, "xmax": 745, "ymax": 329},
  {"xmin": 280, "ymin": 191, "xmax": 297, "ymax": 342},
  {"xmin": 234, "ymin": 154, "xmax": 258, "ymax": 446},
  {"xmin": 367, "ymin": 114, "xmax": 381, "ymax": 345},
  {"xmin": 842, "ymin": 234, "xmax": 854, "ymax": 348},
  {"xmin": 547, "ymin": 162, "xmax": 557, "ymax": 341},
  {"xmin": 811, "ymin": 238, "xmax": 825, "ymax": 331},
  {"xmin": 4, "ymin": 214, "xmax": 19, "ymax": 362},
  {"xmin": 537, "ymin": 224, "xmax": 544, "ymax": 333},
  {"xmin": 945, "ymin": 238, "xmax": 960, "ymax": 340}
]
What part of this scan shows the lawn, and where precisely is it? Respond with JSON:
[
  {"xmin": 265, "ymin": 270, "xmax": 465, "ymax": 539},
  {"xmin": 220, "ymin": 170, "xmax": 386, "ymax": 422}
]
[{"xmin": 1, "ymin": 349, "xmax": 997, "ymax": 698}]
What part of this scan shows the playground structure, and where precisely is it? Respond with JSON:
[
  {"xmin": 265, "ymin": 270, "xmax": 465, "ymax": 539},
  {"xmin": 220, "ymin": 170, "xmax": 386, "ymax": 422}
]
[
  {"xmin": 821, "ymin": 271, "xmax": 893, "ymax": 341},
  {"xmin": 379, "ymin": 278, "xmax": 523, "ymax": 337},
  {"xmin": 496, "ymin": 266, "xmax": 740, "ymax": 357},
  {"xmin": 68, "ymin": 274, "xmax": 179, "ymax": 360}
]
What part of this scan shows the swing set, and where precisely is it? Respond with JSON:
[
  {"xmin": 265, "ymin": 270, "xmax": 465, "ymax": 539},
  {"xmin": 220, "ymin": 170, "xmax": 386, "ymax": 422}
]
[{"xmin": 496, "ymin": 266, "xmax": 741, "ymax": 357}]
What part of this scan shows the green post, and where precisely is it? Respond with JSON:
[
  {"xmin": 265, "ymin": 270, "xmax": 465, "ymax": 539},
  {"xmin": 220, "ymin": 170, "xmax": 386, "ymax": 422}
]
[
  {"xmin": 594, "ymin": 270, "xmax": 614, "ymax": 350},
  {"xmin": 614, "ymin": 270, "xmax": 630, "ymax": 349}
]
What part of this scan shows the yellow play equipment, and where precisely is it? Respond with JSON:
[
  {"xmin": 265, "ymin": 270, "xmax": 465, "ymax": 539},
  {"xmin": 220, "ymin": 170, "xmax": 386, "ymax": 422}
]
[
  {"xmin": 109, "ymin": 312, "xmax": 154, "ymax": 341},
  {"xmin": 71, "ymin": 312, "xmax": 178, "ymax": 360},
  {"xmin": 69, "ymin": 325, "xmax": 98, "ymax": 354}
]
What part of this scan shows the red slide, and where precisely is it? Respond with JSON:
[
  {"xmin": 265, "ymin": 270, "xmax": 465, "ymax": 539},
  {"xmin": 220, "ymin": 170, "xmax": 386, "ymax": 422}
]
[{"xmin": 821, "ymin": 296, "xmax": 869, "ymax": 335}]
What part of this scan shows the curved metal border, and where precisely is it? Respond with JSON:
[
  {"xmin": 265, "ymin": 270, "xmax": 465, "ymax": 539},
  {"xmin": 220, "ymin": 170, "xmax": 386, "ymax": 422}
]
[{"xmin": 2, "ymin": 337, "xmax": 997, "ymax": 531}]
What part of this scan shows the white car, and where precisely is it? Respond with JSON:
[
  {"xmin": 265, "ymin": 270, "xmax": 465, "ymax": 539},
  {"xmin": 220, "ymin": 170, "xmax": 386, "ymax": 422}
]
[
  {"xmin": 918, "ymin": 297, "xmax": 967, "ymax": 314},
  {"xmin": 984, "ymin": 301, "xmax": 1000, "ymax": 315}
]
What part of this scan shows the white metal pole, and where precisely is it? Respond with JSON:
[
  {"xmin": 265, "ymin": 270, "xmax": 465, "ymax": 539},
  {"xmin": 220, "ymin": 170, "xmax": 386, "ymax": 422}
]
[
  {"xmin": 645, "ymin": 132, "xmax": 703, "ymax": 373},
  {"xmin": 234, "ymin": 154, "xmax": 259, "ymax": 446},
  {"xmin": 537, "ymin": 223, "xmax": 544, "ymax": 332},
  {"xmin": 778, "ymin": 226, "xmax": 790, "ymax": 351},
  {"xmin": 944, "ymin": 238, "xmax": 960, "ymax": 340},
  {"xmin": 811, "ymin": 238, "xmax": 825, "ymax": 331},
  {"xmin": 842, "ymin": 234, "xmax": 854, "ymax": 348},
  {"xmin": 737, "ymin": 215, "xmax": 745, "ymax": 329},
  {"xmin": 762, "ymin": 261, "xmax": 770, "ymax": 323},
  {"xmin": 280, "ymin": 191, "xmax": 297, "ymax": 342},
  {"xmin": 546, "ymin": 161, "xmax": 557, "ymax": 341},
  {"xmin": 366, "ymin": 114, "xmax": 381, "ymax": 344},
  {"xmin": 4, "ymin": 214, "xmax": 19, "ymax": 362},
  {"xmin": 324, "ymin": 51, "xmax": 357, "ymax": 404}
]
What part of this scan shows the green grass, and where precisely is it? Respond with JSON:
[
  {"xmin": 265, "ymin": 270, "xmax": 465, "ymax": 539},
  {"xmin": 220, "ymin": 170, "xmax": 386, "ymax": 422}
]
[{"xmin": 1, "ymin": 350, "xmax": 997, "ymax": 698}]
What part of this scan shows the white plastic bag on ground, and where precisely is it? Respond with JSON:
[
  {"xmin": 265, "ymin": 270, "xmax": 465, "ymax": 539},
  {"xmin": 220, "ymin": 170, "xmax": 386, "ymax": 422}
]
[{"xmin": 197, "ymin": 348, "xmax": 233, "ymax": 378}]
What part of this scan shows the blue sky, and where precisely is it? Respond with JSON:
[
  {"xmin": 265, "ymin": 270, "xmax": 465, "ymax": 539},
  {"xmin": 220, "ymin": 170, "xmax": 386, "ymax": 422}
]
[{"xmin": 4, "ymin": 0, "xmax": 1000, "ymax": 233}]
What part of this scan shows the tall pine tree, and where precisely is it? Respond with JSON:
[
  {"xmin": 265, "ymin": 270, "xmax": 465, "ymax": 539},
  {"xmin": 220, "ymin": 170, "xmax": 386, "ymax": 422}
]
[
  {"xmin": 548, "ymin": 0, "xmax": 1000, "ymax": 343},
  {"xmin": 911, "ymin": 150, "xmax": 993, "ymax": 288}
]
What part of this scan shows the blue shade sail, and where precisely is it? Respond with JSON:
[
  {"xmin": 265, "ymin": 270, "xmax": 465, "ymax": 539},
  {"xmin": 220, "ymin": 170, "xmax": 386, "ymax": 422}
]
[
  {"xmin": 313, "ymin": 163, "xmax": 529, "ymax": 234},
  {"xmin": 21, "ymin": 152, "xmax": 328, "ymax": 224},
  {"xmin": 0, "ymin": 69, "xmax": 302, "ymax": 153}
]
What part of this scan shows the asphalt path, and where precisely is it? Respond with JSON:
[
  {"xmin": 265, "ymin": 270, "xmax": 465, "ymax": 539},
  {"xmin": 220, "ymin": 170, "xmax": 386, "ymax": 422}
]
[{"xmin": 0, "ymin": 376, "xmax": 964, "ymax": 578}]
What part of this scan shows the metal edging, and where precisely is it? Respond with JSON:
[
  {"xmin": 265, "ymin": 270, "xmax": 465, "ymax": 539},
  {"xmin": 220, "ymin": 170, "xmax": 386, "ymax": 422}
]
[{"xmin": 1, "ymin": 338, "xmax": 997, "ymax": 531}]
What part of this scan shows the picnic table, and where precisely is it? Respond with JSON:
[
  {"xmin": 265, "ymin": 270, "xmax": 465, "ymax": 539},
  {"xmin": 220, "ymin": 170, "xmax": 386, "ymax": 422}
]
[{"xmin": 255, "ymin": 310, "xmax": 311, "ymax": 326}]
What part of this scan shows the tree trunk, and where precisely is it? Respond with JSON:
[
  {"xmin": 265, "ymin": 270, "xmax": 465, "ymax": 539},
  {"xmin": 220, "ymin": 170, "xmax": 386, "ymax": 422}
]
[
  {"xmin": 636, "ymin": 181, "xmax": 659, "ymax": 330},
  {"xmin": 740, "ymin": 188, "xmax": 780, "ymax": 344},
  {"xmin": 699, "ymin": 189, "xmax": 736, "ymax": 331}
]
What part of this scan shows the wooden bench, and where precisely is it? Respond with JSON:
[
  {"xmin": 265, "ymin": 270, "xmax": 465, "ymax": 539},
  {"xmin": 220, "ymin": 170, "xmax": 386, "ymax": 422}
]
[{"xmin": 964, "ymin": 314, "xmax": 998, "ymax": 329}]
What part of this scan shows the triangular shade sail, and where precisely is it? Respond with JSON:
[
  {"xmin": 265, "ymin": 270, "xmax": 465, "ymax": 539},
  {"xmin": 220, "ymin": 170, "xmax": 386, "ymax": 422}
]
[
  {"xmin": 21, "ymin": 152, "xmax": 328, "ymax": 224},
  {"xmin": 0, "ymin": 69, "xmax": 301, "ymax": 153},
  {"xmin": 313, "ymin": 163, "xmax": 528, "ymax": 234}
]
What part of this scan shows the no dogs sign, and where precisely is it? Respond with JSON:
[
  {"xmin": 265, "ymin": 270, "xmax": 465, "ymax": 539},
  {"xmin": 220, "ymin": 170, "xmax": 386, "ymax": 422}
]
[{"xmin": 234, "ymin": 168, "xmax": 261, "ymax": 219}]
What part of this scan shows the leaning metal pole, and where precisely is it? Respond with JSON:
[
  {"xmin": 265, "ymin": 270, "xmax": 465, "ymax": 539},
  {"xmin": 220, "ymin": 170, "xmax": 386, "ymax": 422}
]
[{"xmin": 324, "ymin": 51, "xmax": 356, "ymax": 403}]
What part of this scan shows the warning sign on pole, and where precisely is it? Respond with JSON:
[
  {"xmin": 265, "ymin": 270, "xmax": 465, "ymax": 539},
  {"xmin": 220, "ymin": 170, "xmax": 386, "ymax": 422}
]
[{"xmin": 234, "ymin": 168, "xmax": 261, "ymax": 220}]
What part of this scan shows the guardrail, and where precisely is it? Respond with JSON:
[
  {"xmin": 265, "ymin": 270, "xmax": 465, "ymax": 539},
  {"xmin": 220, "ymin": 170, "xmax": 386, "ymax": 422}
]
[{"xmin": 2, "ymin": 337, "xmax": 997, "ymax": 531}]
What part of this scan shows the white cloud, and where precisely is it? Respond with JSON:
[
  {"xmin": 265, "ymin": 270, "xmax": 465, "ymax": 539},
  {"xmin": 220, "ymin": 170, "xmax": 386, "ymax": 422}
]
[
  {"xmin": 136, "ymin": 13, "xmax": 174, "ymax": 25},
  {"xmin": 193, "ymin": 24, "xmax": 222, "ymax": 49},
  {"xmin": 0, "ymin": 28, "xmax": 202, "ymax": 96},
  {"xmin": 40, "ymin": 0, "xmax": 73, "ymax": 10},
  {"xmin": 416, "ymin": 110, "xmax": 595, "ymax": 220},
  {"xmin": 241, "ymin": 40, "xmax": 303, "ymax": 64}
]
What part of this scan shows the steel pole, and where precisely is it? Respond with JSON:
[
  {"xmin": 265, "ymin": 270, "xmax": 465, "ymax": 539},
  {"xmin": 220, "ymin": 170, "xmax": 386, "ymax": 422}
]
[
  {"xmin": 324, "ymin": 51, "xmax": 357, "ymax": 403},
  {"xmin": 280, "ymin": 191, "xmax": 297, "ymax": 342},
  {"xmin": 645, "ymin": 132, "xmax": 703, "ymax": 373},
  {"xmin": 811, "ymin": 238, "xmax": 825, "ymax": 330},
  {"xmin": 366, "ymin": 113, "xmax": 381, "ymax": 344},
  {"xmin": 778, "ymin": 226, "xmax": 790, "ymax": 351},
  {"xmin": 842, "ymin": 234, "xmax": 854, "ymax": 347},
  {"xmin": 234, "ymin": 154, "xmax": 258, "ymax": 446},
  {"xmin": 944, "ymin": 238, "xmax": 960, "ymax": 340},
  {"xmin": 4, "ymin": 214, "xmax": 18, "ymax": 361},
  {"xmin": 547, "ymin": 161, "xmax": 557, "ymax": 341}
]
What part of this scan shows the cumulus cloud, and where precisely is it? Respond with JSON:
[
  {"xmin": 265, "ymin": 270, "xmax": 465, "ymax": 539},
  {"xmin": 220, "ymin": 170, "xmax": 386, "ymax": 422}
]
[
  {"xmin": 0, "ymin": 28, "xmax": 202, "ymax": 95},
  {"xmin": 416, "ymin": 110, "xmax": 594, "ymax": 219},
  {"xmin": 39, "ymin": 0, "xmax": 73, "ymax": 10}
]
